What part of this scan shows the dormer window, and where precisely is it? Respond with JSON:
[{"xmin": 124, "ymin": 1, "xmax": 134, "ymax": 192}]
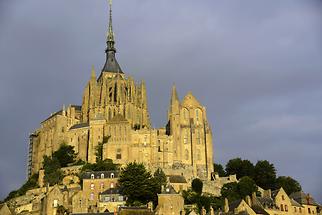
[
  {"xmin": 101, "ymin": 173, "xmax": 104, "ymax": 179},
  {"xmin": 111, "ymin": 173, "xmax": 114, "ymax": 178},
  {"xmin": 91, "ymin": 174, "xmax": 94, "ymax": 179}
]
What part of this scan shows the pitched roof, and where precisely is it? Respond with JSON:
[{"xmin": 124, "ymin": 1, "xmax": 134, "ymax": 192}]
[
  {"xmin": 82, "ymin": 171, "xmax": 119, "ymax": 179},
  {"xmin": 290, "ymin": 191, "xmax": 319, "ymax": 206},
  {"xmin": 69, "ymin": 123, "xmax": 89, "ymax": 130},
  {"xmin": 100, "ymin": 188, "xmax": 121, "ymax": 195},
  {"xmin": 168, "ymin": 175, "xmax": 187, "ymax": 183}
]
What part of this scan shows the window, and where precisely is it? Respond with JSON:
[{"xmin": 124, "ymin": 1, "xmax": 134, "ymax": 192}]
[
  {"xmin": 110, "ymin": 182, "xmax": 114, "ymax": 188},
  {"xmin": 197, "ymin": 149, "xmax": 201, "ymax": 161},
  {"xmin": 183, "ymin": 130, "xmax": 188, "ymax": 144},
  {"xmin": 100, "ymin": 182, "xmax": 104, "ymax": 189},
  {"xmin": 282, "ymin": 195, "xmax": 285, "ymax": 200},
  {"xmin": 101, "ymin": 173, "xmax": 104, "ymax": 179},
  {"xmin": 281, "ymin": 204, "xmax": 284, "ymax": 211},
  {"xmin": 196, "ymin": 130, "xmax": 201, "ymax": 144},
  {"xmin": 90, "ymin": 183, "xmax": 94, "ymax": 190},
  {"xmin": 116, "ymin": 148, "xmax": 122, "ymax": 159},
  {"xmin": 119, "ymin": 196, "xmax": 124, "ymax": 202},
  {"xmin": 111, "ymin": 173, "xmax": 114, "ymax": 178},
  {"xmin": 299, "ymin": 208, "xmax": 302, "ymax": 213},
  {"xmin": 285, "ymin": 205, "xmax": 288, "ymax": 212},
  {"xmin": 105, "ymin": 196, "xmax": 110, "ymax": 202},
  {"xmin": 185, "ymin": 149, "xmax": 189, "ymax": 160},
  {"xmin": 308, "ymin": 208, "xmax": 311, "ymax": 214},
  {"xmin": 90, "ymin": 193, "xmax": 94, "ymax": 201},
  {"xmin": 195, "ymin": 109, "xmax": 199, "ymax": 122},
  {"xmin": 294, "ymin": 207, "xmax": 297, "ymax": 212},
  {"xmin": 53, "ymin": 200, "xmax": 58, "ymax": 208},
  {"xmin": 91, "ymin": 174, "xmax": 94, "ymax": 179},
  {"xmin": 183, "ymin": 108, "xmax": 188, "ymax": 120}
]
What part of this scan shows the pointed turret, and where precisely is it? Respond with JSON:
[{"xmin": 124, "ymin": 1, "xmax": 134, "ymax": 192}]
[
  {"xmin": 170, "ymin": 84, "xmax": 179, "ymax": 104},
  {"xmin": 102, "ymin": 0, "xmax": 123, "ymax": 74},
  {"xmin": 91, "ymin": 65, "xmax": 96, "ymax": 80}
]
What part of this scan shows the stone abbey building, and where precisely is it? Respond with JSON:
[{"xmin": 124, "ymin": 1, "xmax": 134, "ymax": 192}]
[{"xmin": 28, "ymin": 2, "xmax": 214, "ymax": 181}]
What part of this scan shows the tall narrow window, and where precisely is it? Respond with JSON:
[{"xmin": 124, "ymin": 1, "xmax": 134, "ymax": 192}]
[
  {"xmin": 183, "ymin": 130, "xmax": 188, "ymax": 144},
  {"xmin": 91, "ymin": 174, "xmax": 94, "ymax": 179},
  {"xmin": 196, "ymin": 130, "xmax": 201, "ymax": 144},
  {"xmin": 116, "ymin": 148, "xmax": 122, "ymax": 159},
  {"xmin": 185, "ymin": 149, "xmax": 189, "ymax": 160},
  {"xmin": 90, "ymin": 193, "xmax": 94, "ymax": 201}
]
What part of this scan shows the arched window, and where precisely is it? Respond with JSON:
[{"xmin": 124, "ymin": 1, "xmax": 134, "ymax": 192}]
[
  {"xmin": 197, "ymin": 149, "xmax": 201, "ymax": 161},
  {"xmin": 196, "ymin": 129, "xmax": 201, "ymax": 144},
  {"xmin": 185, "ymin": 149, "xmax": 189, "ymax": 160},
  {"xmin": 90, "ymin": 183, "xmax": 94, "ymax": 190},
  {"xmin": 90, "ymin": 174, "xmax": 94, "ymax": 179},
  {"xmin": 90, "ymin": 193, "xmax": 94, "ymax": 201},
  {"xmin": 183, "ymin": 130, "xmax": 188, "ymax": 144},
  {"xmin": 110, "ymin": 182, "xmax": 114, "ymax": 188},
  {"xmin": 100, "ymin": 182, "xmax": 104, "ymax": 189},
  {"xmin": 101, "ymin": 173, "xmax": 104, "ymax": 179},
  {"xmin": 111, "ymin": 173, "xmax": 115, "ymax": 178}
]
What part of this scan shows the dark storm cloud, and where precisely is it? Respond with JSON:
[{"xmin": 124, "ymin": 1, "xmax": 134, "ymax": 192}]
[{"xmin": 0, "ymin": 0, "xmax": 321, "ymax": 202}]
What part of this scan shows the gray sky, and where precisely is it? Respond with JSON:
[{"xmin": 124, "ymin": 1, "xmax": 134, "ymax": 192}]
[{"xmin": 0, "ymin": 0, "xmax": 321, "ymax": 202}]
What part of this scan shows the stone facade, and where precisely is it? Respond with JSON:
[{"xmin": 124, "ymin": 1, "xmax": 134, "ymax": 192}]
[{"xmin": 28, "ymin": 1, "xmax": 214, "ymax": 181}]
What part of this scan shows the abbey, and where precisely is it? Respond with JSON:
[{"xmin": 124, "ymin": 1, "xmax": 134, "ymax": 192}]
[{"xmin": 28, "ymin": 3, "xmax": 214, "ymax": 181}]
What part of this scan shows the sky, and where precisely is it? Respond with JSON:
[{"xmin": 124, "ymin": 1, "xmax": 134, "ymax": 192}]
[{"xmin": 0, "ymin": 0, "xmax": 321, "ymax": 202}]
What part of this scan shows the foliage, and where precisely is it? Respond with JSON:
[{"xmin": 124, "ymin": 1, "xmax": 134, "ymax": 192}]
[
  {"xmin": 43, "ymin": 155, "xmax": 63, "ymax": 185},
  {"xmin": 57, "ymin": 205, "xmax": 70, "ymax": 215},
  {"xmin": 221, "ymin": 177, "xmax": 257, "ymax": 203},
  {"xmin": 213, "ymin": 163, "xmax": 226, "ymax": 177},
  {"xmin": 191, "ymin": 178, "xmax": 203, "ymax": 195},
  {"xmin": 95, "ymin": 142, "xmax": 104, "ymax": 162},
  {"xmin": 153, "ymin": 168, "xmax": 167, "ymax": 193},
  {"xmin": 52, "ymin": 144, "xmax": 77, "ymax": 167},
  {"xmin": 225, "ymin": 158, "xmax": 254, "ymax": 179},
  {"xmin": 221, "ymin": 182, "xmax": 240, "ymax": 202},
  {"xmin": 4, "ymin": 174, "xmax": 39, "ymax": 201},
  {"xmin": 254, "ymin": 160, "xmax": 276, "ymax": 189},
  {"xmin": 237, "ymin": 176, "xmax": 258, "ymax": 198},
  {"xmin": 81, "ymin": 159, "xmax": 118, "ymax": 172},
  {"xmin": 275, "ymin": 176, "xmax": 301, "ymax": 195},
  {"xmin": 118, "ymin": 162, "xmax": 159, "ymax": 205}
]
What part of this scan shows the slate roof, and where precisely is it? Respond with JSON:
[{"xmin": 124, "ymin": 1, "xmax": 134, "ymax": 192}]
[
  {"xmin": 100, "ymin": 188, "xmax": 121, "ymax": 195},
  {"xmin": 102, "ymin": 51, "xmax": 123, "ymax": 74},
  {"xmin": 82, "ymin": 171, "xmax": 119, "ymax": 179},
  {"xmin": 290, "ymin": 191, "xmax": 320, "ymax": 206},
  {"xmin": 168, "ymin": 175, "xmax": 187, "ymax": 183},
  {"xmin": 229, "ymin": 199, "xmax": 243, "ymax": 212},
  {"xmin": 69, "ymin": 123, "xmax": 89, "ymax": 130}
]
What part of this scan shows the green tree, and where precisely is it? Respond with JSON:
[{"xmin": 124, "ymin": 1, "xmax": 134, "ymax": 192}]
[
  {"xmin": 95, "ymin": 142, "xmax": 104, "ymax": 162},
  {"xmin": 254, "ymin": 160, "xmax": 276, "ymax": 189},
  {"xmin": 275, "ymin": 176, "xmax": 301, "ymax": 195},
  {"xmin": 238, "ymin": 176, "xmax": 258, "ymax": 198},
  {"xmin": 81, "ymin": 159, "xmax": 118, "ymax": 172},
  {"xmin": 118, "ymin": 162, "xmax": 158, "ymax": 205},
  {"xmin": 43, "ymin": 155, "xmax": 63, "ymax": 185},
  {"xmin": 221, "ymin": 182, "xmax": 240, "ymax": 202},
  {"xmin": 192, "ymin": 178, "xmax": 203, "ymax": 195},
  {"xmin": 153, "ymin": 168, "xmax": 167, "ymax": 193},
  {"xmin": 225, "ymin": 158, "xmax": 254, "ymax": 179},
  {"xmin": 214, "ymin": 163, "xmax": 226, "ymax": 177},
  {"xmin": 4, "ymin": 174, "xmax": 39, "ymax": 201},
  {"xmin": 52, "ymin": 144, "xmax": 77, "ymax": 167}
]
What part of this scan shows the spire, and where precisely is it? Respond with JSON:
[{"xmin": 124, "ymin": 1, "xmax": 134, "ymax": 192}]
[
  {"xmin": 91, "ymin": 65, "xmax": 96, "ymax": 79},
  {"xmin": 171, "ymin": 84, "xmax": 179, "ymax": 103},
  {"xmin": 102, "ymin": 0, "xmax": 123, "ymax": 74}
]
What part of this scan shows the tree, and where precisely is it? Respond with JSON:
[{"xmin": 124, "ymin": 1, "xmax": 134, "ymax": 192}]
[
  {"xmin": 221, "ymin": 182, "xmax": 240, "ymax": 202},
  {"xmin": 192, "ymin": 178, "xmax": 203, "ymax": 195},
  {"xmin": 52, "ymin": 144, "xmax": 77, "ymax": 167},
  {"xmin": 4, "ymin": 174, "xmax": 39, "ymax": 201},
  {"xmin": 254, "ymin": 160, "xmax": 276, "ymax": 189},
  {"xmin": 95, "ymin": 142, "xmax": 104, "ymax": 162},
  {"xmin": 275, "ymin": 176, "xmax": 301, "ymax": 195},
  {"xmin": 118, "ymin": 162, "xmax": 158, "ymax": 205},
  {"xmin": 153, "ymin": 168, "xmax": 167, "ymax": 193},
  {"xmin": 81, "ymin": 159, "xmax": 118, "ymax": 172},
  {"xmin": 225, "ymin": 158, "xmax": 254, "ymax": 179},
  {"xmin": 238, "ymin": 176, "xmax": 258, "ymax": 198},
  {"xmin": 43, "ymin": 155, "xmax": 63, "ymax": 185},
  {"xmin": 213, "ymin": 163, "xmax": 226, "ymax": 177}
]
